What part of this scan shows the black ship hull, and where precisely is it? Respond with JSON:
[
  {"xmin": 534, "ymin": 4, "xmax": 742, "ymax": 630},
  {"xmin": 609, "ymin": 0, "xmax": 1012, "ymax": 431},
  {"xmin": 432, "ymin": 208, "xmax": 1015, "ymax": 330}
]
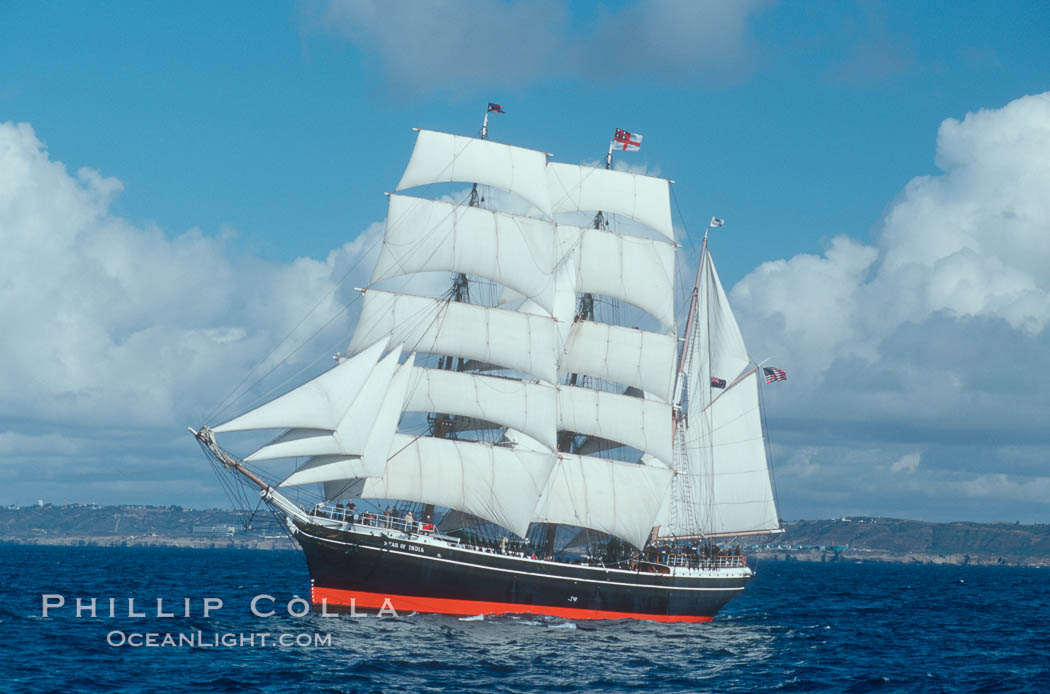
[{"xmin": 295, "ymin": 522, "xmax": 751, "ymax": 623}]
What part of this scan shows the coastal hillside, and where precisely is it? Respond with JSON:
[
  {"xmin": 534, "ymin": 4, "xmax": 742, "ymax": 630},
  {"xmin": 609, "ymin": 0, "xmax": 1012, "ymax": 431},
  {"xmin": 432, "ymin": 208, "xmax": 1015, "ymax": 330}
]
[
  {"xmin": 757, "ymin": 517, "xmax": 1050, "ymax": 566},
  {"xmin": 3, "ymin": 505, "xmax": 1050, "ymax": 565},
  {"xmin": 0, "ymin": 503, "xmax": 293, "ymax": 549}
]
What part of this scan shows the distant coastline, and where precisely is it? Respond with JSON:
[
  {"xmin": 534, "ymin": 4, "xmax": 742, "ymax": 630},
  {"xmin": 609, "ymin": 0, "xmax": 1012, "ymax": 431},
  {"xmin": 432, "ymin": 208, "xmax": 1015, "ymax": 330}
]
[
  {"xmin": 0, "ymin": 535, "xmax": 296, "ymax": 550},
  {"xmin": 3, "ymin": 505, "xmax": 1049, "ymax": 566},
  {"xmin": 750, "ymin": 517, "xmax": 1050, "ymax": 568},
  {"xmin": 0, "ymin": 503, "xmax": 296, "ymax": 551}
]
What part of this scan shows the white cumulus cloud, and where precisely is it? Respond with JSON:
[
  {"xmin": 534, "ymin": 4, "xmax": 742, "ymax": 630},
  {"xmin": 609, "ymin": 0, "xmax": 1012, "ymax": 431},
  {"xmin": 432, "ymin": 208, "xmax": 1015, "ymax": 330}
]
[
  {"xmin": 0, "ymin": 122, "xmax": 383, "ymax": 505},
  {"xmin": 313, "ymin": 0, "xmax": 769, "ymax": 94},
  {"xmin": 732, "ymin": 92, "xmax": 1050, "ymax": 521}
]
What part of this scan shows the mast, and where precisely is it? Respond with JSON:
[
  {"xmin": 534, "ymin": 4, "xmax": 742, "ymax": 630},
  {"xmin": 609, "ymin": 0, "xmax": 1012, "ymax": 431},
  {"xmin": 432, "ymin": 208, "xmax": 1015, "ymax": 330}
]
[
  {"xmin": 672, "ymin": 219, "xmax": 715, "ymax": 427},
  {"xmin": 660, "ymin": 215, "xmax": 782, "ymax": 540},
  {"xmin": 425, "ymin": 106, "xmax": 497, "ymax": 523},
  {"xmin": 544, "ymin": 143, "xmax": 616, "ymax": 557},
  {"xmin": 471, "ymin": 107, "xmax": 491, "ymax": 204}
]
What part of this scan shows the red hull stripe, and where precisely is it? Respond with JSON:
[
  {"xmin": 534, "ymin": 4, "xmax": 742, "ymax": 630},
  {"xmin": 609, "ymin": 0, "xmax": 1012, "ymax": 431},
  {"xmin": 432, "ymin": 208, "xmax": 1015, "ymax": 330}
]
[{"xmin": 312, "ymin": 586, "xmax": 714, "ymax": 623}]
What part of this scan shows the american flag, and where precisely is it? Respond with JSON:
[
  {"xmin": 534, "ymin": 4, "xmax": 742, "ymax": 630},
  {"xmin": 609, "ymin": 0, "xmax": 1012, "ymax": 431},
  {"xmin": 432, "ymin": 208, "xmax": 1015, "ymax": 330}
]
[
  {"xmin": 488, "ymin": 103, "xmax": 505, "ymax": 114},
  {"xmin": 763, "ymin": 367, "xmax": 787, "ymax": 384}
]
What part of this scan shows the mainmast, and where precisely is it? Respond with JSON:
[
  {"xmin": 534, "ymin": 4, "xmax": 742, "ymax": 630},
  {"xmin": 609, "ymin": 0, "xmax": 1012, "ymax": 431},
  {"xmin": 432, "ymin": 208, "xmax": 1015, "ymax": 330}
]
[{"xmin": 543, "ymin": 129, "xmax": 641, "ymax": 556}]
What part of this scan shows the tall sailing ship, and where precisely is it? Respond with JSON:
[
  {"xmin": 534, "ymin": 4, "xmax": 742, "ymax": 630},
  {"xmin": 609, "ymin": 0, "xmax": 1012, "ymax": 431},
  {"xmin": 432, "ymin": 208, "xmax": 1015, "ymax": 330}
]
[{"xmin": 193, "ymin": 113, "xmax": 782, "ymax": 623}]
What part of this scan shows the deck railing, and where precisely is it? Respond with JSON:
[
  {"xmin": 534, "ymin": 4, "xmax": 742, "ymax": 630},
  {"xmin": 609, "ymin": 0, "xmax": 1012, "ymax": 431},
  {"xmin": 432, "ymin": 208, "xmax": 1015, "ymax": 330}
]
[
  {"xmin": 307, "ymin": 503, "xmax": 746, "ymax": 570},
  {"xmin": 308, "ymin": 504, "xmax": 458, "ymax": 541},
  {"xmin": 664, "ymin": 554, "xmax": 746, "ymax": 569}
]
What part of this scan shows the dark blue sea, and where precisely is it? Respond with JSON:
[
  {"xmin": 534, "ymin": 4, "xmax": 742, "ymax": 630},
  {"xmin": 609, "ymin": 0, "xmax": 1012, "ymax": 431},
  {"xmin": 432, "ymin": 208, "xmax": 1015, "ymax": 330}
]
[{"xmin": 2, "ymin": 545, "xmax": 1049, "ymax": 693}]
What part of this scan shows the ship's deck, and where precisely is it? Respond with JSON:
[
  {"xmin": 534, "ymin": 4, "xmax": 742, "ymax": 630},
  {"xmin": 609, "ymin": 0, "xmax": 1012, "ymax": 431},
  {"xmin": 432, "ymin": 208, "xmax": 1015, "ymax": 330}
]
[{"xmin": 298, "ymin": 506, "xmax": 751, "ymax": 580}]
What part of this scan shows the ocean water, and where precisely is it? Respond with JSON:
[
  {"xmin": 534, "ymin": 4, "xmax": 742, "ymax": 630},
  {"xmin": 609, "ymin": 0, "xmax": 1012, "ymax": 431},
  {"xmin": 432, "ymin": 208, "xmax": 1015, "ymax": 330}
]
[{"xmin": 2, "ymin": 545, "xmax": 1049, "ymax": 693}]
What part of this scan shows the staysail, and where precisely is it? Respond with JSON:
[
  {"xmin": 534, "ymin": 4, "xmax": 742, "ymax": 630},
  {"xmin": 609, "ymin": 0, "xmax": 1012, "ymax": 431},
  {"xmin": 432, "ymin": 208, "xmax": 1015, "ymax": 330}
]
[{"xmin": 659, "ymin": 244, "xmax": 780, "ymax": 537}]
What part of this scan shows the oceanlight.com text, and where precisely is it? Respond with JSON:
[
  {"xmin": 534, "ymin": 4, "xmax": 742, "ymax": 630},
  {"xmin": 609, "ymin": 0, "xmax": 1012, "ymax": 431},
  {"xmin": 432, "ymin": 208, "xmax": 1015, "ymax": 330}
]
[{"xmin": 105, "ymin": 631, "xmax": 333, "ymax": 648}]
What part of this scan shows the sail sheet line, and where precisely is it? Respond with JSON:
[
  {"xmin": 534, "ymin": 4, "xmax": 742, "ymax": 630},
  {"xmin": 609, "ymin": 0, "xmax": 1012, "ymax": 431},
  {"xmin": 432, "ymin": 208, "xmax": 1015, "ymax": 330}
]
[{"xmin": 205, "ymin": 226, "xmax": 385, "ymax": 425}]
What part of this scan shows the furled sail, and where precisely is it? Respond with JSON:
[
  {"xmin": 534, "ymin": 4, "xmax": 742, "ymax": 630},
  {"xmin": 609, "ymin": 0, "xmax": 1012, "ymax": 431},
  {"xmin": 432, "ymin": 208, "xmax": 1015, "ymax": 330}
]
[
  {"xmin": 397, "ymin": 129, "xmax": 552, "ymax": 217},
  {"xmin": 374, "ymin": 195, "xmax": 559, "ymax": 313},
  {"xmin": 533, "ymin": 454, "xmax": 673, "ymax": 549},
  {"xmin": 348, "ymin": 289, "xmax": 559, "ymax": 384},
  {"xmin": 546, "ymin": 162, "xmax": 674, "ymax": 242}
]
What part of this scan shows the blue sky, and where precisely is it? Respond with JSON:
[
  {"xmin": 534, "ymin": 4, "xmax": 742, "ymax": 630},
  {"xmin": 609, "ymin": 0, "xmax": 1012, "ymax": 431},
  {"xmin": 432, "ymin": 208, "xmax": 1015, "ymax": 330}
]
[
  {"xmin": 2, "ymin": 1, "xmax": 1049, "ymax": 521},
  {"xmin": 6, "ymin": 1, "xmax": 1046, "ymax": 276}
]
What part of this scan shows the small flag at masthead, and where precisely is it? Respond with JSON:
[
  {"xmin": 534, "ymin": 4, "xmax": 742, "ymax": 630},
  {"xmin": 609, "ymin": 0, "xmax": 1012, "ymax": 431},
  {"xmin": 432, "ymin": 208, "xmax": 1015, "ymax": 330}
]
[{"xmin": 613, "ymin": 128, "xmax": 643, "ymax": 151}]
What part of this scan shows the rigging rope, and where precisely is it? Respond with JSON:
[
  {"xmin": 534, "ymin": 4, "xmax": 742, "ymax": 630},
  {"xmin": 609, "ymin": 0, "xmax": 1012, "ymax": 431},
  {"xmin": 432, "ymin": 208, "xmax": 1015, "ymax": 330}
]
[{"xmin": 206, "ymin": 226, "xmax": 384, "ymax": 423}]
